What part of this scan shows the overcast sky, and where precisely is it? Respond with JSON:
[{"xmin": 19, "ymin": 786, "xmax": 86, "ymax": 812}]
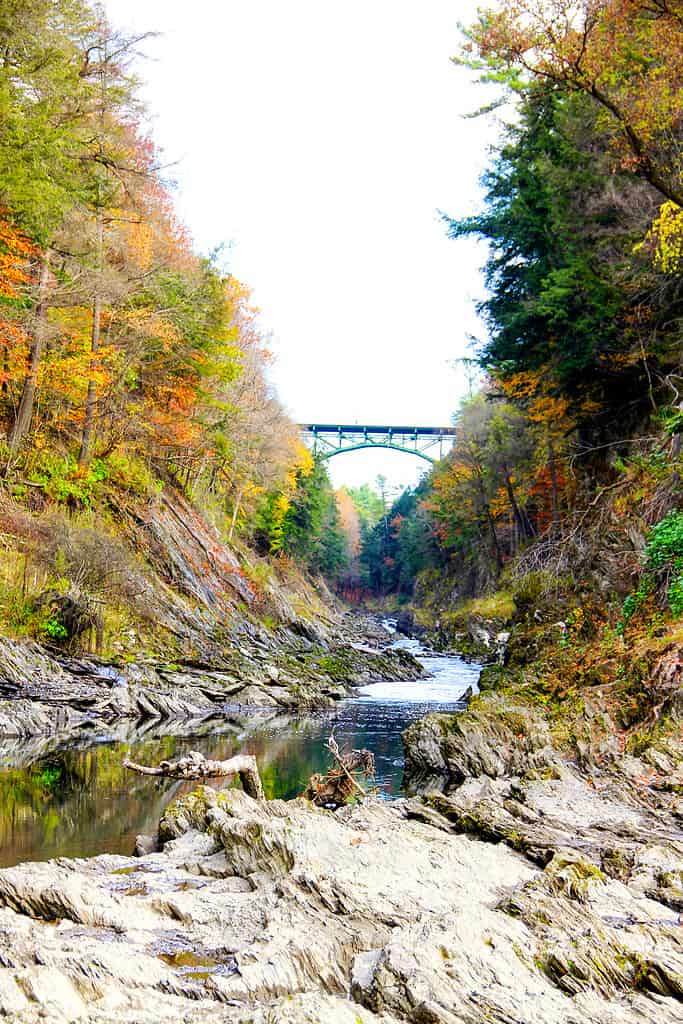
[{"xmin": 106, "ymin": 0, "xmax": 497, "ymax": 490}]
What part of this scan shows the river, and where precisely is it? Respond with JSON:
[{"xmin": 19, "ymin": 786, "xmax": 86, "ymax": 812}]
[{"xmin": 0, "ymin": 630, "xmax": 480, "ymax": 867}]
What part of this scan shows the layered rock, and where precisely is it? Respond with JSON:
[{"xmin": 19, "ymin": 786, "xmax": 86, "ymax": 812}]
[
  {"xmin": 402, "ymin": 694, "xmax": 558, "ymax": 786},
  {"xmin": 0, "ymin": 632, "xmax": 425, "ymax": 737},
  {"xmin": 0, "ymin": 783, "xmax": 680, "ymax": 1023}
]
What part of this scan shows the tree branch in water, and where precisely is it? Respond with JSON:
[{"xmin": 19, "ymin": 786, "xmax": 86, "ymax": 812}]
[
  {"xmin": 123, "ymin": 750, "xmax": 264, "ymax": 800},
  {"xmin": 304, "ymin": 735, "xmax": 376, "ymax": 808}
]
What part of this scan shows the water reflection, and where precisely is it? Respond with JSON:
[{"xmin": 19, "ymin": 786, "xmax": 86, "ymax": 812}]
[{"xmin": 0, "ymin": 650, "xmax": 480, "ymax": 868}]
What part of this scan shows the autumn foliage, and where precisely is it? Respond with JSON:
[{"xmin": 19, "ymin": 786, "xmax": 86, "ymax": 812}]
[
  {"xmin": 0, "ymin": 0, "xmax": 308, "ymax": 543},
  {"xmin": 358, "ymin": 3, "xmax": 683, "ymax": 603}
]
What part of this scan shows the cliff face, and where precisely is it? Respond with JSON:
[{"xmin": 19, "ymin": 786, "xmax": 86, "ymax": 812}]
[
  {"xmin": 1, "ymin": 484, "xmax": 329, "ymax": 658},
  {"xmin": 0, "ymin": 486, "xmax": 425, "ymax": 734}
]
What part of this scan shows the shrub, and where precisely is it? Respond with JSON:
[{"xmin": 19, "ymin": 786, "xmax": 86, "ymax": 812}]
[
  {"xmin": 28, "ymin": 514, "xmax": 153, "ymax": 618},
  {"xmin": 26, "ymin": 453, "xmax": 100, "ymax": 507},
  {"xmin": 667, "ymin": 574, "xmax": 683, "ymax": 618},
  {"xmin": 101, "ymin": 451, "xmax": 158, "ymax": 495},
  {"xmin": 43, "ymin": 617, "xmax": 68, "ymax": 642},
  {"xmin": 646, "ymin": 511, "xmax": 683, "ymax": 617},
  {"xmin": 618, "ymin": 512, "xmax": 683, "ymax": 629},
  {"xmin": 512, "ymin": 570, "xmax": 563, "ymax": 612}
]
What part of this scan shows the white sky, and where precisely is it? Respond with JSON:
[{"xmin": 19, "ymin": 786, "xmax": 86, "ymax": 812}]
[{"xmin": 106, "ymin": 0, "xmax": 497, "ymax": 490}]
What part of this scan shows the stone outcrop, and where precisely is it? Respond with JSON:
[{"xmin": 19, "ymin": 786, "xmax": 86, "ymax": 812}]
[
  {"xmin": 402, "ymin": 694, "xmax": 558, "ymax": 786},
  {"xmin": 399, "ymin": 683, "xmax": 683, "ymax": 1021},
  {"xmin": 0, "ymin": 781, "xmax": 680, "ymax": 1023},
  {"xmin": 0, "ymin": 630, "xmax": 425, "ymax": 737}
]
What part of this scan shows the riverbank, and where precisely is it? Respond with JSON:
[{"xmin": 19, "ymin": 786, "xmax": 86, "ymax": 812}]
[
  {"xmin": 0, "ymin": 617, "xmax": 680, "ymax": 1021},
  {"xmin": 0, "ymin": 619, "xmax": 425, "ymax": 737},
  {"xmin": 0, "ymin": 771, "xmax": 680, "ymax": 1023},
  {"xmin": 0, "ymin": 639, "xmax": 479, "ymax": 867},
  {"xmin": 0, "ymin": 486, "xmax": 428, "ymax": 735},
  {"xmin": 0, "ymin": 583, "xmax": 681, "ymax": 1023}
]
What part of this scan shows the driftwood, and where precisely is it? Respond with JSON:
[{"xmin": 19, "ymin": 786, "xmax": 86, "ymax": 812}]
[
  {"xmin": 123, "ymin": 749, "xmax": 264, "ymax": 800},
  {"xmin": 304, "ymin": 735, "xmax": 376, "ymax": 808}
]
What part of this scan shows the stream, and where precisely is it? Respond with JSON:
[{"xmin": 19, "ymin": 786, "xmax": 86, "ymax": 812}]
[{"xmin": 0, "ymin": 630, "xmax": 480, "ymax": 867}]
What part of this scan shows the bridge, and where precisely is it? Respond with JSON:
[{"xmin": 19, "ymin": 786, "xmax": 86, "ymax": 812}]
[{"xmin": 299, "ymin": 423, "xmax": 457, "ymax": 463}]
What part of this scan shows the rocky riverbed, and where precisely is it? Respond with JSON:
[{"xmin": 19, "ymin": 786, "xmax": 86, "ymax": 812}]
[
  {"xmin": 0, "ymin": 675, "xmax": 681, "ymax": 1023},
  {"xmin": 0, "ymin": 614, "xmax": 425, "ymax": 737}
]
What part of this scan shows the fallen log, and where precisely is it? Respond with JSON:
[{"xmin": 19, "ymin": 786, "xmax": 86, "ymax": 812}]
[
  {"xmin": 304, "ymin": 735, "xmax": 376, "ymax": 808},
  {"xmin": 123, "ymin": 749, "xmax": 264, "ymax": 800}
]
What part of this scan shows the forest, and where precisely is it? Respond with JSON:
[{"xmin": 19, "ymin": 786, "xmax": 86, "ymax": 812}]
[
  {"xmin": 0, "ymin": 0, "xmax": 348, "ymax": 650},
  {"xmin": 1, "ymin": 0, "xmax": 682, "ymax": 657},
  {"xmin": 353, "ymin": 0, "xmax": 683, "ymax": 651}
]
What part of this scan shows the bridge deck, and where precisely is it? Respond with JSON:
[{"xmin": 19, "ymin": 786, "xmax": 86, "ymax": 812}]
[
  {"xmin": 300, "ymin": 424, "xmax": 456, "ymax": 436},
  {"xmin": 299, "ymin": 423, "xmax": 456, "ymax": 463}
]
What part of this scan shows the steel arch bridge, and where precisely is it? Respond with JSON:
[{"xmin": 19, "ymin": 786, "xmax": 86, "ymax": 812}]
[{"xmin": 299, "ymin": 423, "xmax": 456, "ymax": 463}]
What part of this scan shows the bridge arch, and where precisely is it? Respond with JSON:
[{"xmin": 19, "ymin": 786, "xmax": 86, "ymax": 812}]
[{"xmin": 299, "ymin": 424, "xmax": 456, "ymax": 464}]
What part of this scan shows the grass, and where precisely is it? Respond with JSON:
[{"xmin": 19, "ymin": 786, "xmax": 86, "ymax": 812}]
[{"xmin": 460, "ymin": 592, "xmax": 516, "ymax": 621}]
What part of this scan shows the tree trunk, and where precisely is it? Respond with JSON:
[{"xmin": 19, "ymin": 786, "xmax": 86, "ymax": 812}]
[
  {"xmin": 548, "ymin": 438, "xmax": 561, "ymax": 530},
  {"xmin": 6, "ymin": 250, "xmax": 52, "ymax": 463},
  {"xmin": 123, "ymin": 751, "xmax": 265, "ymax": 801},
  {"xmin": 672, "ymin": 401, "xmax": 683, "ymax": 461},
  {"xmin": 477, "ymin": 474, "xmax": 503, "ymax": 573},
  {"xmin": 503, "ymin": 467, "xmax": 536, "ymax": 542},
  {"xmin": 79, "ymin": 209, "xmax": 103, "ymax": 466},
  {"xmin": 228, "ymin": 479, "xmax": 247, "ymax": 541},
  {"xmin": 1, "ymin": 345, "xmax": 8, "ymax": 397}
]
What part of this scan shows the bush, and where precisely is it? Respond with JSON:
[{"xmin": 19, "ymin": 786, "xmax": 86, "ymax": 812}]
[
  {"xmin": 512, "ymin": 570, "xmax": 562, "ymax": 612},
  {"xmin": 668, "ymin": 575, "xmax": 683, "ymax": 617},
  {"xmin": 29, "ymin": 513, "xmax": 152, "ymax": 614},
  {"xmin": 100, "ymin": 451, "xmax": 159, "ymax": 495},
  {"xmin": 34, "ymin": 589, "xmax": 96, "ymax": 645},
  {"xmin": 646, "ymin": 511, "xmax": 683, "ymax": 617},
  {"xmin": 618, "ymin": 512, "xmax": 683, "ymax": 629},
  {"xmin": 20, "ymin": 449, "xmax": 158, "ymax": 508}
]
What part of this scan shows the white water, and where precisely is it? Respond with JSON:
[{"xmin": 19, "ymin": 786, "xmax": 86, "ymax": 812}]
[{"xmin": 356, "ymin": 619, "xmax": 481, "ymax": 705}]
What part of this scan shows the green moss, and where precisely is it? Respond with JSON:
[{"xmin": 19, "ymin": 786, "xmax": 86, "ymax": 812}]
[
  {"xmin": 316, "ymin": 651, "xmax": 354, "ymax": 680},
  {"xmin": 545, "ymin": 851, "xmax": 605, "ymax": 900}
]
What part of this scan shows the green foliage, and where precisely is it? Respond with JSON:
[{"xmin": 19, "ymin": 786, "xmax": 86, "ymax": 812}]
[
  {"xmin": 645, "ymin": 511, "xmax": 683, "ymax": 574},
  {"xmin": 42, "ymin": 617, "xmax": 68, "ymax": 642},
  {"xmin": 257, "ymin": 458, "xmax": 349, "ymax": 583},
  {"xmin": 25, "ymin": 452, "xmax": 99, "ymax": 507},
  {"xmin": 618, "ymin": 512, "xmax": 683, "ymax": 630},
  {"xmin": 343, "ymin": 483, "xmax": 384, "ymax": 528},
  {"xmin": 0, "ymin": 0, "xmax": 93, "ymax": 241},
  {"xmin": 646, "ymin": 511, "xmax": 683, "ymax": 618},
  {"xmin": 35, "ymin": 766, "xmax": 62, "ymax": 788},
  {"xmin": 443, "ymin": 84, "xmax": 676, "ymax": 423},
  {"xmin": 660, "ymin": 406, "xmax": 683, "ymax": 438},
  {"xmin": 17, "ymin": 449, "xmax": 157, "ymax": 508},
  {"xmin": 668, "ymin": 576, "xmax": 683, "ymax": 618},
  {"xmin": 360, "ymin": 483, "xmax": 437, "ymax": 596},
  {"xmin": 96, "ymin": 452, "xmax": 159, "ymax": 495}
]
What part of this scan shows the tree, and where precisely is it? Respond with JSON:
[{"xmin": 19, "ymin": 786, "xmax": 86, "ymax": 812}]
[
  {"xmin": 428, "ymin": 394, "xmax": 505, "ymax": 575},
  {"xmin": 76, "ymin": 10, "xmax": 152, "ymax": 464},
  {"xmin": 359, "ymin": 485, "xmax": 436, "ymax": 597},
  {"xmin": 0, "ymin": 0, "xmax": 92, "ymax": 459},
  {"xmin": 461, "ymin": 0, "xmax": 683, "ymax": 206},
  {"xmin": 444, "ymin": 82, "xmax": 675, "ymax": 438}
]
